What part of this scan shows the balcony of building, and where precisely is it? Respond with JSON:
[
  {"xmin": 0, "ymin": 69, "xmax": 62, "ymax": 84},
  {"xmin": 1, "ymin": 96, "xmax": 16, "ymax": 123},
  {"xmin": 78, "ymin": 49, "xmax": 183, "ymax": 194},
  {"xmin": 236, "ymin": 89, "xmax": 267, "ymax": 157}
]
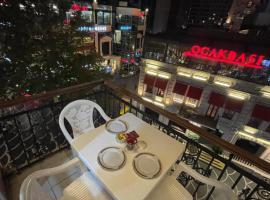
[{"xmin": 0, "ymin": 80, "xmax": 269, "ymax": 200}]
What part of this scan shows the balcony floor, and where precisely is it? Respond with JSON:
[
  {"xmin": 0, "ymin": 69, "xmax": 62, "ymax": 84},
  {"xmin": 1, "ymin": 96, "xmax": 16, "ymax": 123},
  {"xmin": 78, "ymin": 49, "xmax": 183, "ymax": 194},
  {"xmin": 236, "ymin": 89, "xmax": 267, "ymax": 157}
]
[{"xmin": 7, "ymin": 148, "xmax": 78, "ymax": 200}]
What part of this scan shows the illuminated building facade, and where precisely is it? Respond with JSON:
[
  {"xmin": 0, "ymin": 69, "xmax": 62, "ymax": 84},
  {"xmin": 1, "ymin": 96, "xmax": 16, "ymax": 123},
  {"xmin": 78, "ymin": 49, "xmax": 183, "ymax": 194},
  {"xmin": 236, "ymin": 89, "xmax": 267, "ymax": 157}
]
[
  {"xmin": 138, "ymin": 41, "xmax": 270, "ymax": 162},
  {"xmin": 66, "ymin": 1, "xmax": 147, "ymax": 74}
]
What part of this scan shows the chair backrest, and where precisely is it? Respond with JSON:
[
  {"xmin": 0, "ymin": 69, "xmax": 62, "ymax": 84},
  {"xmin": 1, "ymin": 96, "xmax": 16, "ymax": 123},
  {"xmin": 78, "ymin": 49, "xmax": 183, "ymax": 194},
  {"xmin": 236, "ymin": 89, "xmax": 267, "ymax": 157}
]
[
  {"xmin": 20, "ymin": 177, "xmax": 53, "ymax": 200},
  {"xmin": 174, "ymin": 162, "xmax": 238, "ymax": 200},
  {"xmin": 59, "ymin": 100, "xmax": 110, "ymax": 144}
]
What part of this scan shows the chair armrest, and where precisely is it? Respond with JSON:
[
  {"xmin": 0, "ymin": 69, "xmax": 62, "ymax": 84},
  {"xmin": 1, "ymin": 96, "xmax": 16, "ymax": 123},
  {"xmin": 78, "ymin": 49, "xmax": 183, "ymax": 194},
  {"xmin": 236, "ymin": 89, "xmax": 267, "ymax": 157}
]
[
  {"xmin": 20, "ymin": 158, "xmax": 83, "ymax": 200},
  {"xmin": 29, "ymin": 158, "xmax": 81, "ymax": 179}
]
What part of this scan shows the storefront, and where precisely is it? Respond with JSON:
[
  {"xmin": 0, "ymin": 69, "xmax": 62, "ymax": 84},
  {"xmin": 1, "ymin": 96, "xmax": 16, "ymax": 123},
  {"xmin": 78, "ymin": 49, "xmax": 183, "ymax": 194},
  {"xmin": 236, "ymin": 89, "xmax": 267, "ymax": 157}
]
[{"xmin": 143, "ymin": 38, "xmax": 270, "ymax": 85}]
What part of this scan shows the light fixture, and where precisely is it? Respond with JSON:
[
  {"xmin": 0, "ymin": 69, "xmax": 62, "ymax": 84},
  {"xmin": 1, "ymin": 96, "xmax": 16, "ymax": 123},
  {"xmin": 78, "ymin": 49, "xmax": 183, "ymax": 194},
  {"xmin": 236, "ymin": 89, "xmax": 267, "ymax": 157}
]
[
  {"xmin": 228, "ymin": 93, "xmax": 245, "ymax": 100},
  {"xmin": 238, "ymin": 132, "xmax": 270, "ymax": 146},
  {"xmin": 257, "ymin": 138, "xmax": 270, "ymax": 146},
  {"xmin": 155, "ymin": 96, "xmax": 163, "ymax": 102},
  {"xmin": 193, "ymin": 75, "xmax": 208, "ymax": 81},
  {"xmin": 153, "ymin": 101, "xmax": 165, "ymax": 107},
  {"xmin": 146, "ymin": 70, "xmax": 157, "ymax": 76},
  {"xmin": 142, "ymin": 97, "xmax": 153, "ymax": 103},
  {"xmin": 146, "ymin": 64, "xmax": 159, "ymax": 69},
  {"xmin": 158, "ymin": 73, "xmax": 170, "ymax": 79},
  {"xmin": 214, "ymin": 81, "xmax": 231, "ymax": 87},
  {"xmin": 173, "ymin": 97, "xmax": 184, "ymax": 104},
  {"xmin": 243, "ymin": 126, "xmax": 258, "ymax": 134},
  {"xmin": 138, "ymin": 89, "xmax": 143, "ymax": 96},
  {"xmin": 262, "ymin": 91, "xmax": 270, "ymax": 98},
  {"xmin": 185, "ymin": 101, "xmax": 197, "ymax": 107},
  {"xmin": 178, "ymin": 72, "xmax": 191, "ymax": 77},
  {"xmin": 238, "ymin": 131, "xmax": 255, "ymax": 140}
]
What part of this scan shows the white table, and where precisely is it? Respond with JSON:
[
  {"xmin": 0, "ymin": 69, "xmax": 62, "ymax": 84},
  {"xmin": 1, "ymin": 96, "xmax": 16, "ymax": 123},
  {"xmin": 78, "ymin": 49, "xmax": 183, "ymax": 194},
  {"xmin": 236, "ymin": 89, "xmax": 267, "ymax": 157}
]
[{"xmin": 72, "ymin": 113, "xmax": 185, "ymax": 200}]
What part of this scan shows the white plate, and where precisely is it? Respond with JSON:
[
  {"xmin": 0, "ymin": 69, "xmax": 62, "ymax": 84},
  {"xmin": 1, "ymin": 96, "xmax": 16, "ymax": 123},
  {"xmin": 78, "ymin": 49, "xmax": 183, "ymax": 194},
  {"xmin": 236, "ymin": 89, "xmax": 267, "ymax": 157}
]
[
  {"xmin": 133, "ymin": 153, "xmax": 161, "ymax": 179},
  {"xmin": 105, "ymin": 119, "xmax": 128, "ymax": 134},
  {"xmin": 98, "ymin": 147, "xmax": 126, "ymax": 170}
]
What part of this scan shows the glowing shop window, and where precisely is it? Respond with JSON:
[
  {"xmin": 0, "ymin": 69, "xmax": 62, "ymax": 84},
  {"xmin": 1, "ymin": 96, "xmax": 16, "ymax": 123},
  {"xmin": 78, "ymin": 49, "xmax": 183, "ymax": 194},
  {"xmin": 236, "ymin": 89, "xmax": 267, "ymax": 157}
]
[
  {"xmin": 81, "ymin": 11, "xmax": 93, "ymax": 22},
  {"xmin": 173, "ymin": 93, "xmax": 184, "ymax": 104},
  {"xmin": 114, "ymin": 30, "xmax": 121, "ymax": 44},
  {"xmin": 185, "ymin": 97, "xmax": 198, "ymax": 107}
]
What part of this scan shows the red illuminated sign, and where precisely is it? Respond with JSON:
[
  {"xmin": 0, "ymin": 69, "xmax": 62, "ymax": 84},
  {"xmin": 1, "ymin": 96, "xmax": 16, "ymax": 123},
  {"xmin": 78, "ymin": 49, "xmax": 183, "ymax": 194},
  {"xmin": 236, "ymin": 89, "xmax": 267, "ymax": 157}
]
[
  {"xmin": 183, "ymin": 45, "xmax": 264, "ymax": 69},
  {"xmin": 71, "ymin": 3, "xmax": 89, "ymax": 11}
]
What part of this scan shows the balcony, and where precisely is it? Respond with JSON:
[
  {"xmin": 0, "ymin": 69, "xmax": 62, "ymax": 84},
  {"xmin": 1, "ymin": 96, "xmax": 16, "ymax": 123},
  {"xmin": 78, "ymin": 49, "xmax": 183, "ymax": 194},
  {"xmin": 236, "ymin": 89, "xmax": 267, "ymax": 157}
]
[{"xmin": 1, "ymin": 80, "xmax": 270, "ymax": 200}]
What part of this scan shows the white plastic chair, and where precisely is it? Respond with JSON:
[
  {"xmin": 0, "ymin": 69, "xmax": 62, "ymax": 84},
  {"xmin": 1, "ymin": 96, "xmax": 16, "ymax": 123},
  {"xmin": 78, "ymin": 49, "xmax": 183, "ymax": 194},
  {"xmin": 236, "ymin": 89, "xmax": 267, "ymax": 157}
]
[
  {"xmin": 147, "ymin": 162, "xmax": 237, "ymax": 200},
  {"xmin": 59, "ymin": 100, "xmax": 110, "ymax": 144},
  {"xmin": 20, "ymin": 158, "xmax": 113, "ymax": 200}
]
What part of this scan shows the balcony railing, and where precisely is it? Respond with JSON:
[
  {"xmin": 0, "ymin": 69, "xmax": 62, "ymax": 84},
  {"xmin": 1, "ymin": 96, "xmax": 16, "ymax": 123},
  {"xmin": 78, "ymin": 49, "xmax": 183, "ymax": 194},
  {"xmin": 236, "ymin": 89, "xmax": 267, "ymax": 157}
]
[{"xmin": 0, "ymin": 80, "xmax": 270, "ymax": 199}]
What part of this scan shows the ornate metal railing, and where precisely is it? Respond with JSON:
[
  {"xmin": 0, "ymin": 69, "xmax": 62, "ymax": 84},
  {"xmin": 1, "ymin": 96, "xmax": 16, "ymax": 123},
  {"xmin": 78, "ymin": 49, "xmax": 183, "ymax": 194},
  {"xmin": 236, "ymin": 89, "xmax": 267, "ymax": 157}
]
[{"xmin": 0, "ymin": 80, "xmax": 269, "ymax": 199}]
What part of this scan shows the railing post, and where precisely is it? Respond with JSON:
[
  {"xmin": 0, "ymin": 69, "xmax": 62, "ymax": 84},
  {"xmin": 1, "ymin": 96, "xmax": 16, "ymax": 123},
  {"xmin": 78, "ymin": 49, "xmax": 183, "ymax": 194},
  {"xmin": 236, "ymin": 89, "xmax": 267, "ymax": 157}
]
[{"xmin": 205, "ymin": 154, "xmax": 234, "ymax": 200}]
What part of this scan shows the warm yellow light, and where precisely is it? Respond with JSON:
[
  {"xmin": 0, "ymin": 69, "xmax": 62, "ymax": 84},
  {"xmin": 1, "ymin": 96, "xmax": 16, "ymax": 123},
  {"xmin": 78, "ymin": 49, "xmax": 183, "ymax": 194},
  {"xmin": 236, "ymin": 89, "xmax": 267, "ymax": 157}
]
[
  {"xmin": 228, "ymin": 93, "xmax": 245, "ymax": 100},
  {"xmin": 262, "ymin": 92, "xmax": 270, "ymax": 98},
  {"xmin": 178, "ymin": 72, "xmax": 191, "ymax": 77},
  {"xmin": 146, "ymin": 70, "xmax": 157, "ymax": 76},
  {"xmin": 243, "ymin": 126, "xmax": 258, "ymax": 134},
  {"xmin": 158, "ymin": 73, "xmax": 170, "ymax": 79},
  {"xmin": 173, "ymin": 97, "xmax": 184, "ymax": 104},
  {"xmin": 155, "ymin": 96, "xmax": 163, "ymax": 102},
  {"xmin": 185, "ymin": 101, "xmax": 197, "ymax": 107},
  {"xmin": 138, "ymin": 89, "xmax": 143, "ymax": 96},
  {"xmin": 153, "ymin": 101, "xmax": 165, "ymax": 107},
  {"xmin": 214, "ymin": 81, "xmax": 231, "ymax": 87},
  {"xmin": 257, "ymin": 138, "xmax": 270, "ymax": 146},
  {"xmin": 193, "ymin": 75, "xmax": 208, "ymax": 81},
  {"xmin": 165, "ymin": 98, "xmax": 171, "ymax": 105},
  {"xmin": 147, "ymin": 64, "xmax": 159, "ymax": 69},
  {"xmin": 238, "ymin": 131, "xmax": 255, "ymax": 140},
  {"xmin": 142, "ymin": 97, "xmax": 153, "ymax": 103}
]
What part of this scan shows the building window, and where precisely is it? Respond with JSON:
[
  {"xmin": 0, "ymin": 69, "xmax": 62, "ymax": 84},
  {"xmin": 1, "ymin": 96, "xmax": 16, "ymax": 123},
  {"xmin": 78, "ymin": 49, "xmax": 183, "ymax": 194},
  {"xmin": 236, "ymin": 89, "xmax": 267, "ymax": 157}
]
[
  {"xmin": 247, "ymin": 117, "xmax": 262, "ymax": 129},
  {"xmin": 104, "ymin": 12, "xmax": 111, "ymax": 24},
  {"xmin": 173, "ymin": 93, "xmax": 184, "ymax": 104},
  {"xmin": 222, "ymin": 109, "xmax": 235, "ymax": 120},
  {"xmin": 97, "ymin": 11, "xmax": 103, "ymax": 24},
  {"xmin": 144, "ymin": 84, "xmax": 153, "ymax": 93},
  {"xmin": 156, "ymin": 88, "xmax": 165, "ymax": 97},
  {"xmin": 207, "ymin": 105, "xmax": 219, "ymax": 118},
  {"xmin": 97, "ymin": 11, "xmax": 111, "ymax": 25},
  {"xmin": 114, "ymin": 30, "xmax": 121, "ymax": 44},
  {"xmin": 185, "ymin": 97, "xmax": 198, "ymax": 107},
  {"xmin": 81, "ymin": 11, "xmax": 93, "ymax": 23}
]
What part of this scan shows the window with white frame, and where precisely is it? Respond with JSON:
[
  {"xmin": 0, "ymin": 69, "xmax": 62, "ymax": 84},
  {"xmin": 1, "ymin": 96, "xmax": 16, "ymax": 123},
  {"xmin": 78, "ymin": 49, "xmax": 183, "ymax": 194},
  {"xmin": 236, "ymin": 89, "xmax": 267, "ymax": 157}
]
[
  {"xmin": 173, "ymin": 93, "xmax": 184, "ymax": 104},
  {"xmin": 222, "ymin": 109, "xmax": 235, "ymax": 120},
  {"xmin": 185, "ymin": 97, "xmax": 199, "ymax": 107}
]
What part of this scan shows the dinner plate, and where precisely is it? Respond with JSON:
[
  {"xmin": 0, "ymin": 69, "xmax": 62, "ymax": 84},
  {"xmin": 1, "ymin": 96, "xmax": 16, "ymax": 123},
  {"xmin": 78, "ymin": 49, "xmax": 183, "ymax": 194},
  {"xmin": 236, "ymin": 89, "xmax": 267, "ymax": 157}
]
[
  {"xmin": 133, "ymin": 153, "xmax": 161, "ymax": 179},
  {"xmin": 105, "ymin": 119, "xmax": 128, "ymax": 134},
  {"xmin": 98, "ymin": 147, "xmax": 126, "ymax": 171}
]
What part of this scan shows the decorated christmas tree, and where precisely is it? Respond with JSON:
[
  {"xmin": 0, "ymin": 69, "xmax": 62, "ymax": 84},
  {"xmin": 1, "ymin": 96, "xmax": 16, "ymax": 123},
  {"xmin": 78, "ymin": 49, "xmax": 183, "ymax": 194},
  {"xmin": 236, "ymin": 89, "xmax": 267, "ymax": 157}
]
[{"xmin": 0, "ymin": 0, "xmax": 107, "ymax": 100}]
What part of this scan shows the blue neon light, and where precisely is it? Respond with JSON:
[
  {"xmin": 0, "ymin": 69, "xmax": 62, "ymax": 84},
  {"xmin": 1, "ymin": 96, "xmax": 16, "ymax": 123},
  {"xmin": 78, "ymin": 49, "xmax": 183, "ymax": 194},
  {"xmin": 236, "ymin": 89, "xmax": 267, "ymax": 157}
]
[
  {"xmin": 120, "ymin": 25, "xmax": 132, "ymax": 31},
  {"xmin": 262, "ymin": 60, "xmax": 270, "ymax": 68}
]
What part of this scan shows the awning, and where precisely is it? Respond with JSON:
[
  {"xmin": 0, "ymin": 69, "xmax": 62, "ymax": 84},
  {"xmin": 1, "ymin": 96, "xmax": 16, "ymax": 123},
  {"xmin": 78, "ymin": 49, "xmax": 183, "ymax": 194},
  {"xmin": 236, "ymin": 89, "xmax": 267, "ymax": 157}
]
[
  {"xmin": 186, "ymin": 86, "xmax": 203, "ymax": 100},
  {"xmin": 154, "ymin": 78, "xmax": 168, "ymax": 90},
  {"xmin": 208, "ymin": 92, "xmax": 226, "ymax": 107},
  {"xmin": 173, "ymin": 82, "xmax": 188, "ymax": 95},
  {"xmin": 252, "ymin": 104, "xmax": 270, "ymax": 121},
  {"xmin": 144, "ymin": 74, "xmax": 155, "ymax": 86},
  {"xmin": 224, "ymin": 98, "xmax": 243, "ymax": 113}
]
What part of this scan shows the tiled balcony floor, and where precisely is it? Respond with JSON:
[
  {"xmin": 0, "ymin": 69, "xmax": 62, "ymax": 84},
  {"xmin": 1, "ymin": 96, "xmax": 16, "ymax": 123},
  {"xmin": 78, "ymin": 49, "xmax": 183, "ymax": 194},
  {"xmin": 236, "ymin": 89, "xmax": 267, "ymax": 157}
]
[{"xmin": 6, "ymin": 148, "xmax": 78, "ymax": 200}]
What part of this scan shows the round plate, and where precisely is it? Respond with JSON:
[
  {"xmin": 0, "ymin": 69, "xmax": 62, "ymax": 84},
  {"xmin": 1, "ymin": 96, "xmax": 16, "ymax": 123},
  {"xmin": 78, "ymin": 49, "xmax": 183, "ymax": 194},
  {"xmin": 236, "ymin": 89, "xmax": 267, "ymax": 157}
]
[
  {"xmin": 98, "ymin": 147, "xmax": 126, "ymax": 171},
  {"xmin": 105, "ymin": 119, "xmax": 128, "ymax": 134},
  {"xmin": 133, "ymin": 153, "xmax": 161, "ymax": 179}
]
